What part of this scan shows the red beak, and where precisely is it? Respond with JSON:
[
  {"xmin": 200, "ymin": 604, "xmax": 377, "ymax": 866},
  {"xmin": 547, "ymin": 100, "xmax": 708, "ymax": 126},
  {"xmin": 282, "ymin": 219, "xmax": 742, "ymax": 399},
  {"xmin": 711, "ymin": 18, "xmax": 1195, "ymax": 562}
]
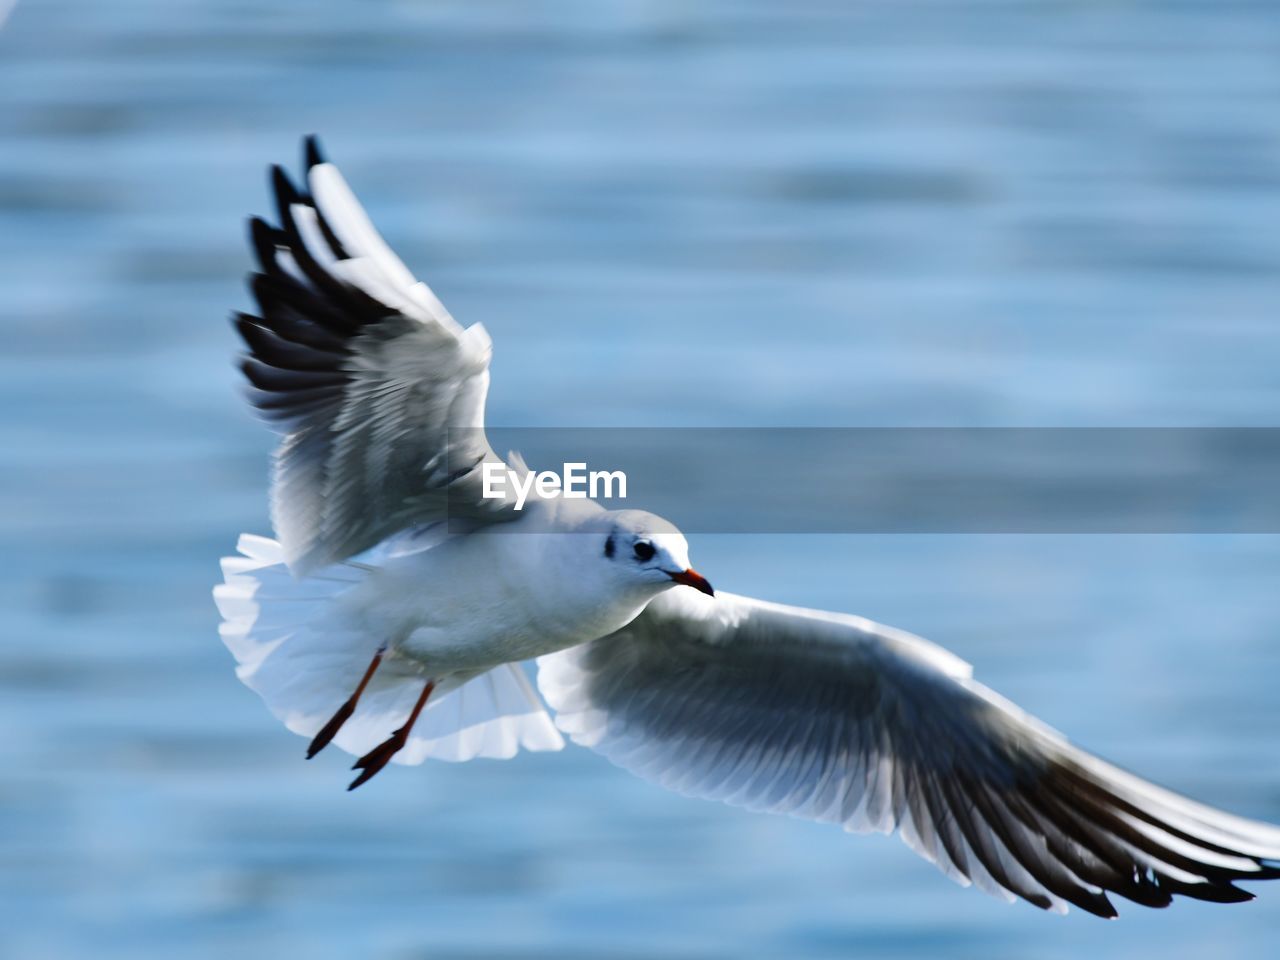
[{"xmin": 667, "ymin": 568, "xmax": 715, "ymax": 597}]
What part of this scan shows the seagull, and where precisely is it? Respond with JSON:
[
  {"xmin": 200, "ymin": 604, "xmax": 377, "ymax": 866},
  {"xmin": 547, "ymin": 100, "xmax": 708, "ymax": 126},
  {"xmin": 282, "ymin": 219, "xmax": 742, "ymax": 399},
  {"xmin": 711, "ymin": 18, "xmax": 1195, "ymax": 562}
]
[{"xmin": 215, "ymin": 137, "xmax": 1280, "ymax": 918}]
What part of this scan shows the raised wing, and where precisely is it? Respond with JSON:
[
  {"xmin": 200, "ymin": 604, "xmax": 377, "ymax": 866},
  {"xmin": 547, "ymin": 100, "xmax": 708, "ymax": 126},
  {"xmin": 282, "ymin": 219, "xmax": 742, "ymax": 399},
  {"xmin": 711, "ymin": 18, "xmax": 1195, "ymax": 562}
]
[
  {"xmin": 235, "ymin": 137, "xmax": 517, "ymax": 572},
  {"xmin": 538, "ymin": 590, "xmax": 1280, "ymax": 917}
]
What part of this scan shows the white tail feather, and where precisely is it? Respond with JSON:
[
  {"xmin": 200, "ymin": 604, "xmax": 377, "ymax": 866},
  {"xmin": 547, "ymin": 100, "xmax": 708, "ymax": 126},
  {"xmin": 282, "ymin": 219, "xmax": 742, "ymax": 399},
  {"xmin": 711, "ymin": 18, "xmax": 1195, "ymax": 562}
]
[{"xmin": 215, "ymin": 534, "xmax": 564, "ymax": 763}]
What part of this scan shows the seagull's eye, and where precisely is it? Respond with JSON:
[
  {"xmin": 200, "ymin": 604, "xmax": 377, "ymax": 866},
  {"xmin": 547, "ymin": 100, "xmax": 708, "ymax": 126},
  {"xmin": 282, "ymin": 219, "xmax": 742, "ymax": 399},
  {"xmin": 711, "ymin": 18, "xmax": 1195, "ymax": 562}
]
[{"xmin": 633, "ymin": 540, "xmax": 656, "ymax": 562}]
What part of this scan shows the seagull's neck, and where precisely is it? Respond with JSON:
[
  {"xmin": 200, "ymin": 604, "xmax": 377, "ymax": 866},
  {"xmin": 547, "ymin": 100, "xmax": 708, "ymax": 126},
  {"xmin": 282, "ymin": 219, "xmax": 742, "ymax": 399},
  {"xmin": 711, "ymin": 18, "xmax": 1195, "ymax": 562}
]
[{"xmin": 521, "ymin": 534, "xmax": 663, "ymax": 648}]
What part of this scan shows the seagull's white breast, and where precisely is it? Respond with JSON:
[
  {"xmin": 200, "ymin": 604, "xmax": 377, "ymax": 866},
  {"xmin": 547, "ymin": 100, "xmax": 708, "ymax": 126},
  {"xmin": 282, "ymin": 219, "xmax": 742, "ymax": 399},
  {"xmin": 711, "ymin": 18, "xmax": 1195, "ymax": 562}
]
[{"xmin": 337, "ymin": 505, "xmax": 658, "ymax": 674}]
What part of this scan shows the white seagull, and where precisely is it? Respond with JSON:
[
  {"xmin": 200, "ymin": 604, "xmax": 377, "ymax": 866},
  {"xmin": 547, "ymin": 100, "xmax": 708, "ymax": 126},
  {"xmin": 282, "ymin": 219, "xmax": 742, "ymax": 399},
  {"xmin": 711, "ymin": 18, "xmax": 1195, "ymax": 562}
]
[{"xmin": 215, "ymin": 137, "xmax": 1280, "ymax": 918}]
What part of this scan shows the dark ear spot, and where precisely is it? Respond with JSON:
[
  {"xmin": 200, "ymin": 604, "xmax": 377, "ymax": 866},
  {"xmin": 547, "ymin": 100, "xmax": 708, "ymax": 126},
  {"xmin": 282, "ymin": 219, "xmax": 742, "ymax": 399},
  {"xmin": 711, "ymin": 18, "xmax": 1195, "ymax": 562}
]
[{"xmin": 603, "ymin": 534, "xmax": 615, "ymax": 559}]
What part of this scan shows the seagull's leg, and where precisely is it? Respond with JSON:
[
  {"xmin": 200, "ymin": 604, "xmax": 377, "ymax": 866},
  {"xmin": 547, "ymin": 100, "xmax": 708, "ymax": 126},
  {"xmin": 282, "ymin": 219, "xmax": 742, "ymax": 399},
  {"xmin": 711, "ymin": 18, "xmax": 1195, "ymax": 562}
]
[
  {"xmin": 348, "ymin": 678, "xmax": 437, "ymax": 791},
  {"xmin": 306, "ymin": 644, "xmax": 387, "ymax": 759}
]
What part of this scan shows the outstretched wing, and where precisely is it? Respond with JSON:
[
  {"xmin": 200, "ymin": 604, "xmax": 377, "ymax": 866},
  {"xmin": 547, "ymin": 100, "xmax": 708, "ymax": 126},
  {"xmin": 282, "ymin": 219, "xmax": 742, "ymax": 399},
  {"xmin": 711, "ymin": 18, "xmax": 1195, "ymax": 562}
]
[
  {"xmin": 235, "ymin": 137, "xmax": 517, "ymax": 573},
  {"xmin": 538, "ymin": 590, "xmax": 1280, "ymax": 917}
]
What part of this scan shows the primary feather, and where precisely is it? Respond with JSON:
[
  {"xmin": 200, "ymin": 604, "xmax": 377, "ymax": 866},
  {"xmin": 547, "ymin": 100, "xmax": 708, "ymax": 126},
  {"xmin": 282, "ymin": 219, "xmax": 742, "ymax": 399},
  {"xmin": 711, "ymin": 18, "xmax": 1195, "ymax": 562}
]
[
  {"xmin": 538, "ymin": 589, "xmax": 1280, "ymax": 917},
  {"xmin": 237, "ymin": 137, "xmax": 516, "ymax": 575}
]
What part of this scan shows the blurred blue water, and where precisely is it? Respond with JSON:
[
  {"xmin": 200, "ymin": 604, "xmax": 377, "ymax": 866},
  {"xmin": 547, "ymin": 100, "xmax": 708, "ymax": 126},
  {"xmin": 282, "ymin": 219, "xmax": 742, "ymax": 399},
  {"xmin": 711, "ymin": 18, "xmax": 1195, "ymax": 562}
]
[{"xmin": 2, "ymin": 2, "xmax": 1280, "ymax": 958}]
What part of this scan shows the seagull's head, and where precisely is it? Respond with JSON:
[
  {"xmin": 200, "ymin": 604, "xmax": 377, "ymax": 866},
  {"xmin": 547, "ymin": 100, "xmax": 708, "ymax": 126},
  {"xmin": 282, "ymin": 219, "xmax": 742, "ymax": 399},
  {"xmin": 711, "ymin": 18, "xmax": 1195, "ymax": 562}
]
[{"xmin": 600, "ymin": 510, "xmax": 714, "ymax": 598}]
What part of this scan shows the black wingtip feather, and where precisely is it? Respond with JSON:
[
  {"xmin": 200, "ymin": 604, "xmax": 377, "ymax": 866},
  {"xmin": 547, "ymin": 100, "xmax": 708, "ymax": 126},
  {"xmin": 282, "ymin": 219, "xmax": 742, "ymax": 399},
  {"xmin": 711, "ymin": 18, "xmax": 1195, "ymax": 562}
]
[
  {"xmin": 248, "ymin": 217, "xmax": 285, "ymax": 274},
  {"xmin": 962, "ymin": 776, "xmax": 1121, "ymax": 918},
  {"xmin": 271, "ymin": 163, "xmax": 302, "ymax": 205},
  {"xmin": 264, "ymin": 164, "xmax": 387, "ymax": 325},
  {"xmin": 1162, "ymin": 880, "xmax": 1256, "ymax": 905},
  {"xmin": 304, "ymin": 134, "xmax": 326, "ymax": 169},
  {"xmin": 240, "ymin": 356, "xmax": 347, "ymax": 394},
  {"xmin": 249, "ymin": 272, "xmax": 359, "ymax": 339},
  {"xmin": 1028, "ymin": 784, "xmax": 1175, "ymax": 909},
  {"xmin": 235, "ymin": 313, "xmax": 346, "ymax": 371}
]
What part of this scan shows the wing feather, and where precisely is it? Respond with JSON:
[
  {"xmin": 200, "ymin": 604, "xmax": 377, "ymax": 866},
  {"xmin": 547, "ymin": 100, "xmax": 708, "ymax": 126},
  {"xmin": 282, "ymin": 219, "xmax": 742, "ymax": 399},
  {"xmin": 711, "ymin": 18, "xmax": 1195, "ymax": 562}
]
[
  {"xmin": 235, "ymin": 137, "xmax": 517, "ymax": 572},
  {"xmin": 538, "ymin": 589, "xmax": 1280, "ymax": 916}
]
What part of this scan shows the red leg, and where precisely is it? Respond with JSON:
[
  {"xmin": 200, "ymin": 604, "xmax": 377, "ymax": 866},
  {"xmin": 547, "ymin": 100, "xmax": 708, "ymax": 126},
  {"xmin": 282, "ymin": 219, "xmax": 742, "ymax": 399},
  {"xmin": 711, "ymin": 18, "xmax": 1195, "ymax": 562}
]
[
  {"xmin": 306, "ymin": 645, "xmax": 386, "ymax": 759},
  {"xmin": 348, "ymin": 679, "xmax": 437, "ymax": 791}
]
